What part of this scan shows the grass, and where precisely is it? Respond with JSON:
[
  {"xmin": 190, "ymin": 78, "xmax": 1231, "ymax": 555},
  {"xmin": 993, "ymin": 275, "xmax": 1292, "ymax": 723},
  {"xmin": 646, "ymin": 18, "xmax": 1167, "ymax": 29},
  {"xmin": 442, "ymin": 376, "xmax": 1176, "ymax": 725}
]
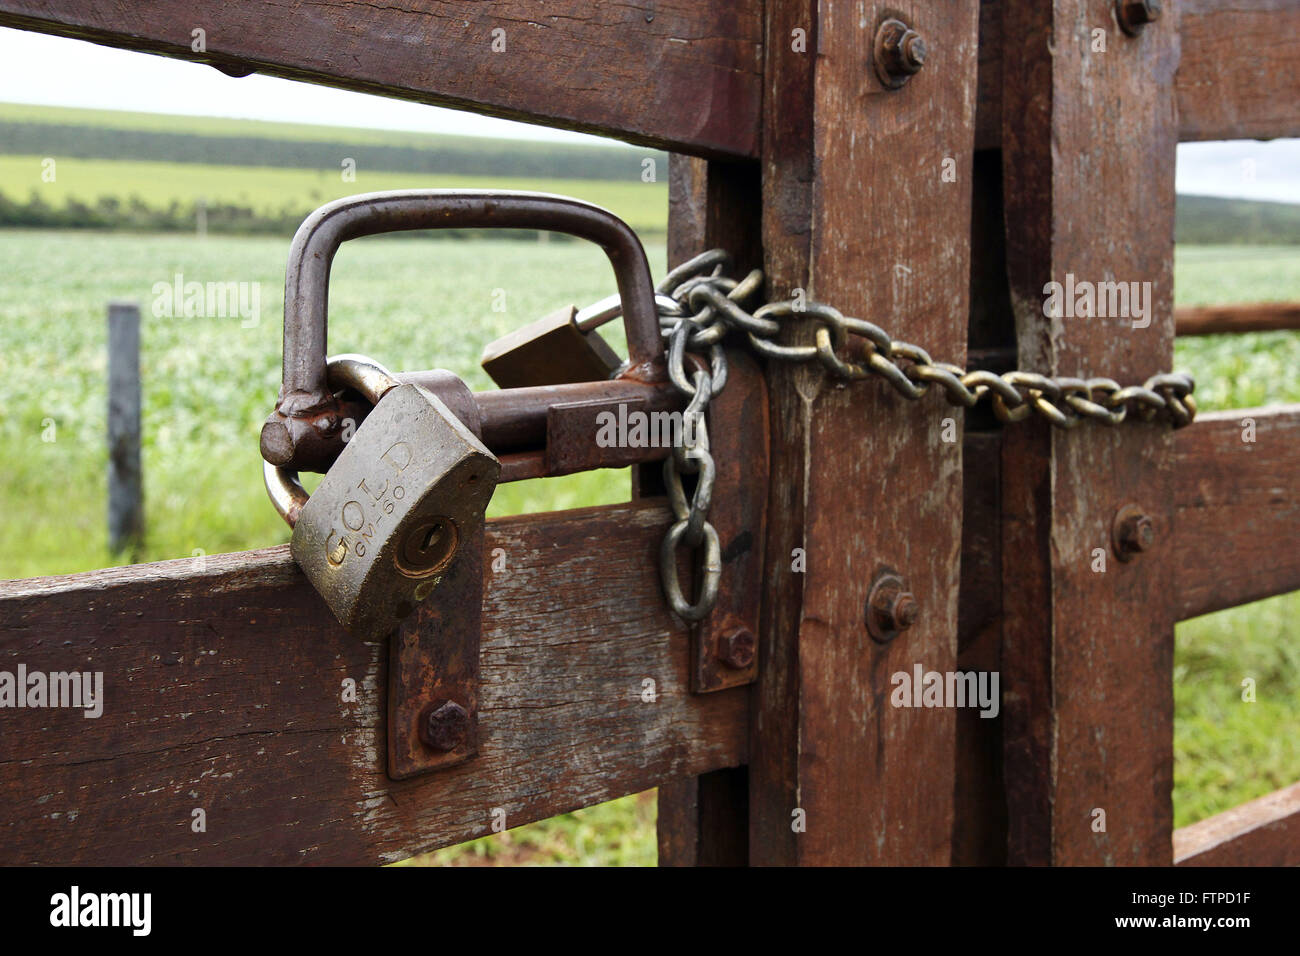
[
  {"xmin": 1168, "ymin": 244, "xmax": 1300, "ymax": 829},
  {"xmin": 395, "ymin": 791, "xmax": 659, "ymax": 867},
  {"xmin": 0, "ymin": 231, "xmax": 1295, "ymax": 862},
  {"xmin": 0, "ymin": 229, "xmax": 653, "ymax": 577}
]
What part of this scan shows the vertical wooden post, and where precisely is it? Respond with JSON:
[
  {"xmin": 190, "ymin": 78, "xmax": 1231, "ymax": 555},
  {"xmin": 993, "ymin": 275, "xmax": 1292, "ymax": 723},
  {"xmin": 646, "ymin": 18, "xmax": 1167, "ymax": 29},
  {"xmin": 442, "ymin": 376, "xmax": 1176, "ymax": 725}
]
[
  {"xmin": 750, "ymin": 0, "xmax": 981, "ymax": 864},
  {"xmin": 999, "ymin": 0, "xmax": 1180, "ymax": 865},
  {"xmin": 656, "ymin": 154, "xmax": 761, "ymax": 866},
  {"xmin": 107, "ymin": 300, "xmax": 143, "ymax": 556}
]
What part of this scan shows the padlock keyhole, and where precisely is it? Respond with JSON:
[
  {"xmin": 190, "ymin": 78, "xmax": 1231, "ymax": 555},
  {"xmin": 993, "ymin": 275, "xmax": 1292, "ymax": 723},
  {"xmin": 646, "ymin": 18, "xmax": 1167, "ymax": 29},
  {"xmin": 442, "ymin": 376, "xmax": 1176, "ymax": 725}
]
[{"xmin": 394, "ymin": 514, "xmax": 459, "ymax": 579}]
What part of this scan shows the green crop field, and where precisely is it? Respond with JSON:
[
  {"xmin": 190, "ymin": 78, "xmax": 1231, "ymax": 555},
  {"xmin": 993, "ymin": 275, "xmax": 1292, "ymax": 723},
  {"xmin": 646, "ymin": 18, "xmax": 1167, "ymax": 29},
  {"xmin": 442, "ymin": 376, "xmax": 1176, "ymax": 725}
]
[
  {"xmin": 0, "ymin": 102, "xmax": 670, "ymax": 238},
  {"xmin": 0, "ymin": 154, "xmax": 668, "ymax": 235},
  {"xmin": 0, "ymin": 100, "xmax": 653, "ymax": 155},
  {"xmin": 0, "ymin": 228, "xmax": 1296, "ymax": 864}
]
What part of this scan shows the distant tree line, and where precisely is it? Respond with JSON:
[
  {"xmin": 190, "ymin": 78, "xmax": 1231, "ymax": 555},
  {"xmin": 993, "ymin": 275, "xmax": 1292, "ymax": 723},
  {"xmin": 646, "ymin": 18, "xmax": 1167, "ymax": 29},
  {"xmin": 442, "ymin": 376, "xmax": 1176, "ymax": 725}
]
[
  {"xmin": 0, "ymin": 192, "xmax": 299, "ymax": 234},
  {"xmin": 0, "ymin": 121, "xmax": 665, "ymax": 181},
  {"xmin": 1173, "ymin": 195, "xmax": 1300, "ymax": 245},
  {"xmin": 0, "ymin": 191, "xmax": 670, "ymax": 241}
]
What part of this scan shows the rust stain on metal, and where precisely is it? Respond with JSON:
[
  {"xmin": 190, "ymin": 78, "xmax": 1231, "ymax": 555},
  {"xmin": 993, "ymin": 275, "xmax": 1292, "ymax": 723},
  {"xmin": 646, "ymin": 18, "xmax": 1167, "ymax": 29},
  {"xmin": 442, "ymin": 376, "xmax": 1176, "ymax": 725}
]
[{"xmin": 387, "ymin": 523, "xmax": 484, "ymax": 779}]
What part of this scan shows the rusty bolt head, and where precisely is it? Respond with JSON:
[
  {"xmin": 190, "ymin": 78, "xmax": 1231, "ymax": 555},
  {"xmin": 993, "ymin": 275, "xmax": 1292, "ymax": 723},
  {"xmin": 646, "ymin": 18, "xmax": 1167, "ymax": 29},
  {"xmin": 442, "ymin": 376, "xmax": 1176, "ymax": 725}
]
[
  {"xmin": 1117, "ymin": 0, "xmax": 1161, "ymax": 35},
  {"xmin": 1112, "ymin": 505, "xmax": 1155, "ymax": 561},
  {"xmin": 866, "ymin": 569, "xmax": 919, "ymax": 643},
  {"xmin": 874, "ymin": 18, "xmax": 927, "ymax": 90},
  {"xmin": 902, "ymin": 33, "xmax": 927, "ymax": 71},
  {"xmin": 419, "ymin": 699, "xmax": 469, "ymax": 752},
  {"xmin": 718, "ymin": 627, "xmax": 756, "ymax": 670},
  {"xmin": 891, "ymin": 592, "xmax": 920, "ymax": 629}
]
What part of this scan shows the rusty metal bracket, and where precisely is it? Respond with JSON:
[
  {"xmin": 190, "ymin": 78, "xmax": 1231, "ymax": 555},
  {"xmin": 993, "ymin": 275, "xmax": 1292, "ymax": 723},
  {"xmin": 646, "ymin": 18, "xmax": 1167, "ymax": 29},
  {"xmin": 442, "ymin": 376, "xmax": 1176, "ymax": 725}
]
[
  {"xmin": 385, "ymin": 377, "xmax": 486, "ymax": 780},
  {"xmin": 690, "ymin": 346, "xmax": 768, "ymax": 692},
  {"xmin": 387, "ymin": 523, "xmax": 484, "ymax": 779},
  {"xmin": 546, "ymin": 395, "xmax": 660, "ymax": 476}
]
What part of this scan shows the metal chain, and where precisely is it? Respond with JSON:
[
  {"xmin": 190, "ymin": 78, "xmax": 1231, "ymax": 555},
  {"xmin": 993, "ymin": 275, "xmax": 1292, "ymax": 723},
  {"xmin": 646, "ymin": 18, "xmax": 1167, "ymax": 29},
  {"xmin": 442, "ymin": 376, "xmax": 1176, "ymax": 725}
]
[{"xmin": 653, "ymin": 249, "xmax": 1197, "ymax": 622}]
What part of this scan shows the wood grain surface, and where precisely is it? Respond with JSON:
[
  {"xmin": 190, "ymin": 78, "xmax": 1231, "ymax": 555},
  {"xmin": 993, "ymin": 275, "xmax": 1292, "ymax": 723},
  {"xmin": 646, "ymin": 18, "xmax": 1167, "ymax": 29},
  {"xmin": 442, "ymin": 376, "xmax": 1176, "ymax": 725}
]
[{"xmin": 0, "ymin": 501, "xmax": 747, "ymax": 864}]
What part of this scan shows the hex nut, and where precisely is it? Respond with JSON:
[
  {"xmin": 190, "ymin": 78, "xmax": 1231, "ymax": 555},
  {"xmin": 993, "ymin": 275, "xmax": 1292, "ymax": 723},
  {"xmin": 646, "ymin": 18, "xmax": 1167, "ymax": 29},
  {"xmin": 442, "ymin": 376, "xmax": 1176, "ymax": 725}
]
[
  {"xmin": 718, "ymin": 627, "xmax": 757, "ymax": 670},
  {"xmin": 419, "ymin": 699, "xmax": 469, "ymax": 752},
  {"xmin": 874, "ymin": 18, "xmax": 927, "ymax": 90}
]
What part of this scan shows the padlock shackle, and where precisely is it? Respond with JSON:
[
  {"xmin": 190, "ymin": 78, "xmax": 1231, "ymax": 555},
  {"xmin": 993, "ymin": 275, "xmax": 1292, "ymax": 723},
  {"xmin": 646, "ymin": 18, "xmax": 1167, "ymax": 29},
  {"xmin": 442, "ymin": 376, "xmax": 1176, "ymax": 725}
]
[
  {"xmin": 268, "ymin": 190, "xmax": 664, "ymax": 470},
  {"xmin": 264, "ymin": 460, "xmax": 309, "ymax": 529},
  {"xmin": 265, "ymin": 354, "xmax": 406, "ymax": 529}
]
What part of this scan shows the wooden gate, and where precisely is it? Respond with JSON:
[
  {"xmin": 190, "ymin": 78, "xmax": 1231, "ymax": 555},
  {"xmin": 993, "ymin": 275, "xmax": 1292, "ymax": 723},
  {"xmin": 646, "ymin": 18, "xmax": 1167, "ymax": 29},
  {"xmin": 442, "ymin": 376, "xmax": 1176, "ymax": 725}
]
[{"xmin": 0, "ymin": 0, "xmax": 1297, "ymax": 866}]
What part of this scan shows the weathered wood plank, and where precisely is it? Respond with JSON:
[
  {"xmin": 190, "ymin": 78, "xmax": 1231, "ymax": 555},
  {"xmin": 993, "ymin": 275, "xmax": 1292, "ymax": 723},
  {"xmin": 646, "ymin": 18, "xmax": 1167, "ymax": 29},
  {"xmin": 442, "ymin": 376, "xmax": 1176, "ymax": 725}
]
[
  {"xmin": 999, "ymin": 0, "xmax": 1179, "ymax": 865},
  {"xmin": 746, "ymin": 0, "xmax": 816, "ymax": 867},
  {"xmin": 1173, "ymin": 405, "xmax": 1300, "ymax": 621},
  {"xmin": 1175, "ymin": 303, "xmax": 1300, "ymax": 337},
  {"xmin": 0, "ymin": 501, "xmax": 747, "ymax": 865},
  {"xmin": 975, "ymin": 0, "xmax": 1300, "ymax": 148},
  {"xmin": 1176, "ymin": 0, "xmax": 1300, "ymax": 142},
  {"xmin": 655, "ymin": 153, "xmax": 761, "ymax": 866},
  {"xmin": 0, "ymin": 0, "xmax": 761, "ymax": 158},
  {"xmin": 1174, "ymin": 782, "xmax": 1300, "ymax": 866},
  {"xmin": 750, "ymin": 0, "xmax": 979, "ymax": 865},
  {"xmin": 6, "ymin": 0, "xmax": 1293, "ymax": 159}
]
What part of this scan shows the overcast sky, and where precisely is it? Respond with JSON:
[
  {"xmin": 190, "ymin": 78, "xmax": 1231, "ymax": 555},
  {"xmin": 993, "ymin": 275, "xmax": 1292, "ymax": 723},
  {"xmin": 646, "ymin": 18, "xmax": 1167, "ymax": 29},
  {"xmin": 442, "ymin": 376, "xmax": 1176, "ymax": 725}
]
[{"xmin": 1, "ymin": 26, "xmax": 1296, "ymax": 202}]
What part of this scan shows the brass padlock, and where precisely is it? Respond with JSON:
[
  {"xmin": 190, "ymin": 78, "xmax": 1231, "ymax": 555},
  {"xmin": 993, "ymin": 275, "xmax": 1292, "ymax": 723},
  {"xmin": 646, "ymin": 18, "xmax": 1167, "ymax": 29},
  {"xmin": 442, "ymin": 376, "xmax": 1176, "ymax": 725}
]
[
  {"xmin": 479, "ymin": 302, "xmax": 621, "ymax": 388},
  {"xmin": 265, "ymin": 355, "xmax": 499, "ymax": 642},
  {"xmin": 480, "ymin": 292, "xmax": 684, "ymax": 389}
]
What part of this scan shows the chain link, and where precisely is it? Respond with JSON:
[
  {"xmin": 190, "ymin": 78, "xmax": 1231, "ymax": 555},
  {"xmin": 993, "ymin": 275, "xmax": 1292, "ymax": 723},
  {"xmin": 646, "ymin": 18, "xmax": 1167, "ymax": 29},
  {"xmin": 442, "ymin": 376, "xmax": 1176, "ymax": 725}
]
[{"xmin": 651, "ymin": 249, "xmax": 1197, "ymax": 621}]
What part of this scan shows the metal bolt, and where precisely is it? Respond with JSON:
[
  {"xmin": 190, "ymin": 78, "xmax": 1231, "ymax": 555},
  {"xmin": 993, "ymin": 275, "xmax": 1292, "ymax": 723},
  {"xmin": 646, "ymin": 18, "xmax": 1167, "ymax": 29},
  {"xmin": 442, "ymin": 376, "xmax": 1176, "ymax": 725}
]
[
  {"xmin": 874, "ymin": 18, "xmax": 927, "ymax": 90},
  {"xmin": 865, "ymin": 569, "xmax": 919, "ymax": 643},
  {"xmin": 718, "ymin": 627, "xmax": 756, "ymax": 670},
  {"xmin": 1112, "ymin": 504, "xmax": 1155, "ymax": 561},
  {"xmin": 890, "ymin": 592, "xmax": 920, "ymax": 629},
  {"xmin": 418, "ymin": 699, "xmax": 469, "ymax": 752},
  {"xmin": 1116, "ymin": 0, "xmax": 1161, "ymax": 35}
]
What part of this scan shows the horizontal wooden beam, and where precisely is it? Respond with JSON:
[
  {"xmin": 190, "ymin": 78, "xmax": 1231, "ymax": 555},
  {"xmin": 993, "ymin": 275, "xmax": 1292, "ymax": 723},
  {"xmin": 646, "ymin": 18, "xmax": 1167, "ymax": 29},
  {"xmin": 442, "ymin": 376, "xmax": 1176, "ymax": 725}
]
[
  {"xmin": 1174, "ymin": 405, "xmax": 1300, "ymax": 621},
  {"xmin": 974, "ymin": 0, "xmax": 1300, "ymax": 149},
  {"xmin": 3, "ymin": 0, "xmax": 1296, "ymax": 158},
  {"xmin": 1175, "ymin": 0, "xmax": 1300, "ymax": 143},
  {"xmin": 0, "ymin": 1, "xmax": 761, "ymax": 158},
  {"xmin": 1175, "ymin": 302, "xmax": 1300, "ymax": 336},
  {"xmin": 0, "ymin": 500, "xmax": 747, "ymax": 865},
  {"xmin": 1175, "ymin": 781, "xmax": 1300, "ymax": 865}
]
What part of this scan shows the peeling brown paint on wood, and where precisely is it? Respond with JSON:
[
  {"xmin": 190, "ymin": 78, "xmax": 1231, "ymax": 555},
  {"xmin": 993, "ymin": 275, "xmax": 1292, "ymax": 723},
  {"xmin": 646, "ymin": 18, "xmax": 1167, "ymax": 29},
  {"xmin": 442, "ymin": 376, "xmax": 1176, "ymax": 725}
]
[{"xmin": 0, "ymin": 502, "xmax": 747, "ymax": 865}]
